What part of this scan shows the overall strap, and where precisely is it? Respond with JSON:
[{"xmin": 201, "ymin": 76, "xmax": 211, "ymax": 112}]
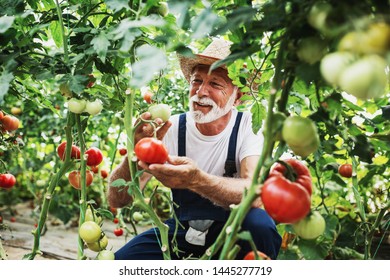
[
  {"xmin": 223, "ymin": 111, "xmax": 243, "ymax": 177},
  {"xmin": 178, "ymin": 113, "xmax": 187, "ymax": 156}
]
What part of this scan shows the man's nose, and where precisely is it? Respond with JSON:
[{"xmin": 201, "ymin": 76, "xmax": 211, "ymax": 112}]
[{"xmin": 196, "ymin": 83, "xmax": 210, "ymax": 97}]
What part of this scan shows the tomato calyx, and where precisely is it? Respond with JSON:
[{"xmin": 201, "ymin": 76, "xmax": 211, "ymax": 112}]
[{"xmin": 272, "ymin": 160, "xmax": 297, "ymax": 182}]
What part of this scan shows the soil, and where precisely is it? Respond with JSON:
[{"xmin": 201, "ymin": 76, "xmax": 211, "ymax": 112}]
[{"xmin": 0, "ymin": 201, "xmax": 150, "ymax": 260}]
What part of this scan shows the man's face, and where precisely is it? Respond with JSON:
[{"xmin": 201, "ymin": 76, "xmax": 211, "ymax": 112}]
[{"xmin": 189, "ymin": 65, "xmax": 238, "ymax": 124}]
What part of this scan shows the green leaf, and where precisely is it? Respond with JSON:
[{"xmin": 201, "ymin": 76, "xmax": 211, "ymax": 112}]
[
  {"xmin": 0, "ymin": 70, "xmax": 14, "ymax": 104},
  {"xmin": 190, "ymin": 8, "xmax": 220, "ymax": 39},
  {"xmin": 130, "ymin": 45, "xmax": 167, "ymax": 88},
  {"xmin": 297, "ymin": 239, "xmax": 331, "ymax": 260},
  {"xmin": 49, "ymin": 21, "xmax": 63, "ymax": 48},
  {"xmin": 111, "ymin": 178, "xmax": 127, "ymax": 187},
  {"xmin": 251, "ymin": 101, "xmax": 265, "ymax": 134},
  {"xmin": 0, "ymin": 15, "xmax": 15, "ymax": 33},
  {"xmin": 91, "ymin": 32, "xmax": 110, "ymax": 63},
  {"xmin": 105, "ymin": 0, "xmax": 130, "ymax": 13}
]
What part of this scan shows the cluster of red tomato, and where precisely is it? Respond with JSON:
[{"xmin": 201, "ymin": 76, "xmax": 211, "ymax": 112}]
[
  {"xmin": 57, "ymin": 142, "xmax": 104, "ymax": 189},
  {"xmin": 0, "ymin": 110, "xmax": 20, "ymax": 190}
]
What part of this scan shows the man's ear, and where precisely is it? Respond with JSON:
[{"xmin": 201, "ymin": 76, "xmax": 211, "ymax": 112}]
[{"xmin": 234, "ymin": 89, "xmax": 244, "ymax": 106}]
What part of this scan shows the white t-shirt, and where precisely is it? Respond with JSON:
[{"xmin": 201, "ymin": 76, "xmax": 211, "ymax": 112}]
[{"xmin": 162, "ymin": 108, "xmax": 263, "ymax": 178}]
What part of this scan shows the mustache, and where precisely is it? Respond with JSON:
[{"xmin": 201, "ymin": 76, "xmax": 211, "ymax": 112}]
[{"xmin": 190, "ymin": 96, "xmax": 217, "ymax": 107}]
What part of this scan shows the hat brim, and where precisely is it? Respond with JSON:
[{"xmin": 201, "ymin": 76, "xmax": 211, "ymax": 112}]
[{"xmin": 178, "ymin": 53, "xmax": 227, "ymax": 82}]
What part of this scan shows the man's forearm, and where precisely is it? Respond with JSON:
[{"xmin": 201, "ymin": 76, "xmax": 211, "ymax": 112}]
[{"xmin": 189, "ymin": 170, "xmax": 261, "ymax": 209}]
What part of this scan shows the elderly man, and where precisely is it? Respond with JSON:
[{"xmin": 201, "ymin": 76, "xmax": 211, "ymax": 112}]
[{"xmin": 108, "ymin": 38, "xmax": 282, "ymax": 260}]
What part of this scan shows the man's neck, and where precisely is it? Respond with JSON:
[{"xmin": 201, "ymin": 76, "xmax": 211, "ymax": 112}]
[{"xmin": 195, "ymin": 110, "xmax": 233, "ymax": 136}]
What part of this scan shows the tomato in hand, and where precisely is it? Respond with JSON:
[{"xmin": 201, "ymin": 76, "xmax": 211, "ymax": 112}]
[
  {"xmin": 57, "ymin": 141, "xmax": 81, "ymax": 161},
  {"xmin": 292, "ymin": 211, "xmax": 326, "ymax": 240},
  {"xmin": 85, "ymin": 147, "xmax": 103, "ymax": 166},
  {"xmin": 134, "ymin": 137, "xmax": 168, "ymax": 164},
  {"xmin": 68, "ymin": 170, "xmax": 94, "ymax": 189},
  {"xmin": 148, "ymin": 104, "xmax": 171, "ymax": 122},
  {"xmin": 261, "ymin": 176, "xmax": 311, "ymax": 224},
  {"xmin": 268, "ymin": 159, "xmax": 313, "ymax": 195},
  {"xmin": 338, "ymin": 163, "xmax": 353, "ymax": 178},
  {"xmin": 243, "ymin": 251, "xmax": 271, "ymax": 260},
  {"xmin": 114, "ymin": 228, "xmax": 124, "ymax": 237},
  {"xmin": 1, "ymin": 115, "xmax": 20, "ymax": 131},
  {"xmin": 0, "ymin": 173, "xmax": 16, "ymax": 189}
]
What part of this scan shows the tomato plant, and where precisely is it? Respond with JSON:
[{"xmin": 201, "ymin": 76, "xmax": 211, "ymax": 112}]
[
  {"xmin": 134, "ymin": 137, "xmax": 168, "ymax": 164},
  {"xmin": 339, "ymin": 163, "xmax": 353, "ymax": 178},
  {"xmin": 0, "ymin": 173, "xmax": 16, "ymax": 189},
  {"xmin": 79, "ymin": 221, "xmax": 102, "ymax": 243},
  {"xmin": 292, "ymin": 211, "xmax": 326, "ymax": 240},
  {"xmin": 85, "ymin": 147, "xmax": 104, "ymax": 166},
  {"xmin": 68, "ymin": 170, "xmax": 94, "ymax": 190}
]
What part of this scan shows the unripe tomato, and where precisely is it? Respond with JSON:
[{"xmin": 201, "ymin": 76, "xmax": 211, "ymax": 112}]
[
  {"xmin": 1, "ymin": 115, "xmax": 20, "ymax": 131},
  {"xmin": 0, "ymin": 173, "xmax": 16, "ymax": 189},
  {"xmin": 11, "ymin": 107, "xmax": 22, "ymax": 116},
  {"xmin": 134, "ymin": 137, "xmax": 168, "ymax": 164},
  {"xmin": 97, "ymin": 249, "xmax": 115, "ymax": 260},
  {"xmin": 114, "ymin": 228, "xmax": 123, "ymax": 237},
  {"xmin": 338, "ymin": 163, "xmax": 353, "ymax": 178},
  {"xmin": 87, "ymin": 235, "xmax": 108, "ymax": 252},
  {"xmin": 85, "ymin": 207, "xmax": 102, "ymax": 225},
  {"xmin": 85, "ymin": 99, "xmax": 103, "ymax": 116},
  {"xmin": 338, "ymin": 54, "xmax": 388, "ymax": 100},
  {"xmin": 292, "ymin": 211, "xmax": 326, "ymax": 240},
  {"xmin": 68, "ymin": 170, "xmax": 94, "ymax": 190},
  {"xmin": 157, "ymin": 2, "xmax": 169, "ymax": 17},
  {"xmin": 307, "ymin": 2, "xmax": 332, "ymax": 32},
  {"xmin": 57, "ymin": 141, "xmax": 81, "ymax": 161},
  {"xmin": 320, "ymin": 51, "xmax": 356, "ymax": 86},
  {"xmin": 67, "ymin": 98, "xmax": 86, "ymax": 114},
  {"xmin": 148, "ymin": 104, "xmax": 171, "ymax": 122},
  {"xmin": 243, "ymin": 251, "xmax": 271, "ymax": 260},
  {"xmin": 79, "ymin": 221, "xmax": 102, "ymax": 243},
  {"xmin": 85, "ymin": 147, "xmax": 104, "ymax": 166},
  {"xmin": 296, "ymin": 36, "xmax": 328, "ymax": 65},
  {"xmin": 132, "ymin": 211, "xmax": 144, "ymax": 222}
]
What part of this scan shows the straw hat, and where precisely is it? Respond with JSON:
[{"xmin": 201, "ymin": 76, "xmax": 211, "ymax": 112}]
[{"xmin": 178, "ymin": 38, "xmax": 233, "ymax": 82}]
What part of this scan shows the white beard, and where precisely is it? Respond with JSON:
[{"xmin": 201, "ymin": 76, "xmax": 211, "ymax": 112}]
[{"xmin": 189, "ymin": 87, "xmax": 238, "ymax": 124}]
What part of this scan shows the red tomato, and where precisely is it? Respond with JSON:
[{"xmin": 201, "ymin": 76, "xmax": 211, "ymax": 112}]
[
  {"xmin": 1, "ymin": 115, "xmax": 20, "ymax": 131},
  {"xmin": 118, "ymin": 148, "xmax": 127, "ymax": 156},
  {"xmin": 10, "ymin": 216, "xmax": 16, "ymax": 223},
  {"xmin": 134, "ymin": 137, "xmax": 168, "ymax": 164},
  {"xmin": 338, "ymin": 163, "xmax": 353, "ymax": 178},
  {"xmin": 86, "ymin": 74, "xmax": 95, "ymax": 88},
  {"xmin": 143, "ymin": 91, "xmax": 153, "ymax": 104},
  {"xmin": 113, "ymin": 217, "xmax": 119, "ymax": 224},
  {"xmin": 268, "ymin": 159, "xmax": 312, "ymax": 195},
  {"xmin": 90, "ymin": 165, "xmax": 99, "ymax": 174},
  {"xmin": 261, "ymin": 176, "xmax": 311, "ymax": 224},
  {"xmin": 85, "ymin": 147, "xmax": 103, "ymax": 166},
  {"xmin": 114, "ymin": 228, "xmax": 123, "ymax": 236},
  {"xmin": 57, "ymin": 141, "xmax": 81, "ymax": 161},
  {"xmin": 0, "ymin": 111, "xmax": 4, "ymax": 120},
  {"xmin": 0, "ymin": 173, "xmax": 16, "ymax": 189},
  {"xmin": 243, "ymin": 251, "xmax": 271, "ymax": 260},
  {"xmin": 68, "ymin": 170, "xmax": 94, "ymax": 190},
  {"xmin": 100, "ymin": 169, "xmax": 109, "ymax": 179}
]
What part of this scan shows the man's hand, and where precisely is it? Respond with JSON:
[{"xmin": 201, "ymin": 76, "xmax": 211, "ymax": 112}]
[
  {"xmin": 134, "ymin": 112, "xmax": 172, "ymax": 144},
  {"xmin": 138, "ymin": 156, "xmax": 200, "ymax": 189}
]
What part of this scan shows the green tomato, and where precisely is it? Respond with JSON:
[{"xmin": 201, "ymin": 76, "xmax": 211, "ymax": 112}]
[
  {"xmin": 79, "ymin": 221, "xmax": 102, "ymax": 243},
  {"xmin": 339, "ymin": 54, "xmax": 388, "ymax": 100},
  {"xmin": 67, "ymin": 98, "xmax": 86, "ymax": 114},
  {"xmin": 97, "ymin": 249, "xmax": 115, "ymax": 260},
  {"xmin": 320, "ymin": 51, "xmax": 356, "ymax": 86},
  {"xmin": 296, "ymin": 37, "xmax": 328, "ymax": 65},
  {"xmin": 288, "ymin": 135, "xmax": 320, "ymax": 158},
  {"xmin": 59, "ymin": 83, "xmax": 72, "ymax": 97},
  {"xmin": 292, "ymin": 211, "xmax": 326, "ymax": 240},
  {"xmin": 307, "ymin": 2, "xmax": 332, "ymax": 32},
  {"xmin": 132, "ymin": 211, "xmax": 144, "ymax": 222},
  {"xmin": 85, "ymin": 99, "xmax": 103, "ymax": 116},
  {"xmin": 282, "ymin": 116, "xmax": 319, "ymax": 149},
  {"xmin": 85, "ymin": 207, "xmax": 103, "ymax": 225},
  {"xmin": 87, "ymin": 235, "xmax": 108, "ymax": 252},
  {"xmin": 157, "ymin": 2, "xmax": 169, "ymax": 17},
  {"xmin": 148, "ymin": 104, "xmax": 171, "ymax": 122},
  {"xmin": 271, "ymin": 112, "xmax": 287, "ymax": 141}
]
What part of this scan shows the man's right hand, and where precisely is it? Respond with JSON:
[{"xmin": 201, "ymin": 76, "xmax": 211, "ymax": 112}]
[{"xmin": 134, "ymin": 112, "xmax": 172, "ymax": 144}]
